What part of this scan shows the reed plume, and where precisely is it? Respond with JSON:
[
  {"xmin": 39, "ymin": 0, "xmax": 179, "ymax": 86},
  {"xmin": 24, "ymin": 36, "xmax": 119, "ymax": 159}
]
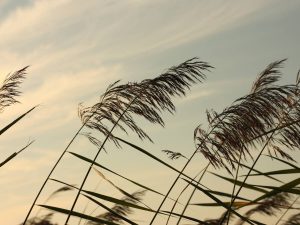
[
  {"xmin": 282, "ymin": 213, "xmax": 300, "ymax": 225},
  {"xmin": 79, "ymin": 58, "xmax": 212, "ymax": 146},
  {"xmin": 194, "ymin": 59, "xmax": 300, "ymax": 169},
  {"xmin": 0, "ymin": 66, "xmax": 28, "ymax": 112},
  {"xmin": 236, "ymin": 192, "xmax": 291, "ymax": 225},
  {"xmin": 87, "ymin": 190, "xmax": 146, "ymax": 225}
]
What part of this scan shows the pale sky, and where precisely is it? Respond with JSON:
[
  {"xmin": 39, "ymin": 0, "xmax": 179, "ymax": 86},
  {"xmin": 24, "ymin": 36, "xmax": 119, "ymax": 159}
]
[{"xmin": 0, "ymin": 0, "xmax": 300, "ymax": 224}]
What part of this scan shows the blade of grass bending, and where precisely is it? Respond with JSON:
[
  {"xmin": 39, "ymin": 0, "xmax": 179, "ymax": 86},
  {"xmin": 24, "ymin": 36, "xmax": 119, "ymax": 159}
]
[
  {"xmin": 84, "ymin": 191, "xmax": 205, "ymax": 224},
  {"xmin": 210, "ymin": 172, "xmax": 268, "ymax": 193},
  {"xmin": 93, "ymin": 167, "xmax": 151, "ymax": 209},
  {"xmin": 207, "ymin": 190, "xmax": 250, "ymax": 201},
  {"xmin": 226, "ymin": 179, "xmax": 300, "ymax": 219},
  {"xmin": 83, "ymin": 194, "xmax": 138, "ymax": 225},
  {"xmin": 38, "ymin": 205, "xmax": 121, "ymax": 225},
  {"xmin": 64, "ymin": 98, "xmax": 136, "ymax": 225},
  {"xmin": 22, "ymin": 113, "xmax": 95, "ymax": 225},
  {"xmin": 83, "ymin": 190, "xmax": 154, "ymax": 213},
  {"xmin": 0, "ymin": 106, "xmax": 37, "ymax": 136},
  {"xmin": 68, "ymin": 151, "xmax": 167, "ymax": 199},
  {"xmin": 0, "ymin": 140, "xmax": 34, "ymax": 167},
  {"xmin": 252, "ymin": 185, "xmax": 300, "ymax": 195},
  {"xmin": 51, "ymin": 178, "xmax": 156, "ymax": 222},
  {"xmin": 162, "ymin": 210, "xmax": 210, "ymax": 225},
  {"xmin": 237, "ymin": 161, "xmax": 282, "ymax": 183},
  {"xmin": 246, "ymin": 168, "xmax": 300, "ymax": 176},
  {"xmin": 253, "ymin": 177, "xmax": 300, "ymax": 203},
  {"xmin": 51, "ymin": 178, "xmax": 198, "ymax": 224},
  {"xmin": 50, "ymin": 178, "xmax": 77, "ymax": 189},
  {"xmin": 192, "ymin": 201, "xmax": 251, "ymax": 207},
  {"xmin": 167, "ymin": 175, "xmax": 249, "ymax": 225},
  {"xmin": 115, "ymin": 136, "xmax": 196, "ymax": 182},
  {"xmin": 181, "ymin": 178, "xmax": 263, "ymax": 225},
  {"xmin": 116, "ymin": 135, "xmax": 211, "ymax": 224}
]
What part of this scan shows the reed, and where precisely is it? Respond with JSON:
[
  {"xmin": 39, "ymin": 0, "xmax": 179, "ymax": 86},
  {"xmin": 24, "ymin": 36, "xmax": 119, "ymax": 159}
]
[{"xmin": 21, "ymin": 59, "xmax": 300, "ymax": 225}]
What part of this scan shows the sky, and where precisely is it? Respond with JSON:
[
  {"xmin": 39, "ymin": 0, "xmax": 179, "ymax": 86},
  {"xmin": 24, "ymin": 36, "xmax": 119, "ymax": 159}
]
[{"xmin": 0, "ymin": 0, "xmax": 300, "ymax": 224}]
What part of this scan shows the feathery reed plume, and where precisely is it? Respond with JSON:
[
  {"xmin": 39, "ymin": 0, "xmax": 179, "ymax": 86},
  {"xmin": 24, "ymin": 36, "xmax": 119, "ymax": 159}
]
[
  {"xmin": 65, "ymin": 58, "xmax": 211, "ymax": 224},
  {"xmin": 282, "ymin": 213, "xmax": 300, "ymax": 225},
  {"xmin": 23, "ymin": 213, "xmax": 57, "ymax": 225},
  {"xmin": 218, "ymin": 65, "xmax": 300, "ymax": 225},
  {"xmin": 194, "ymin": 59, "xmax": 300, "ymax": 169},
  {"xmin": 236, "ymin": 192, "xmax": 291, "ymax": 225},
  {"xmin": 79, "ymin": 58, "xmax": 212, "ymax": 147},
  {"xmin": 0, "ymin": 66, "xmax": 28, "ymax": 112},
  {"xmin": 170, "ymin": 60, "xmax": 300, "ymax": 225},
  {"xmin": 202, "ymin": 211, "xmax": 234, "ymax": 225},
  {"xmin": 87, "ymin": 190, "xmax": 146, "ymax": 225}
]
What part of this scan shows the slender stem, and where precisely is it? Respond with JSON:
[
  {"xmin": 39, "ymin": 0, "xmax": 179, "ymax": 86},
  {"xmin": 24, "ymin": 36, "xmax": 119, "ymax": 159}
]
[
  {"xmin": 64, "ymin": 97, "xmax": 137, "ymax": 224},
  {"xmin": 150, "ymin": 114, "xmax": 228, "ymax": 224},
  {"xmin": 226, "ymin": 151, "xmax": 242, "ymax": 225},
  {"xmin": 166, "ymin": 168, "xmax": 206, "ymax": 225},
  {"xmin": 149, "ymin": 150, "xmax": 199, "ymax": 224},
  {"xmin": 219, "ymin": 88, "xmax": 300, "ymax": 225},
  {"xmin": 219, "ymin": 130, "xmax": 276, "ymax": 225},
  {"xmin": 79, "ymin": 180, "xmax": 102, "ymax": 225},
  {"xmin": 175, "ymin": 163, "xmax": 210, "ymax": 225},
  {"xmin": 22, "ymin": 114, "xmax": 94, "ymax": 225}
]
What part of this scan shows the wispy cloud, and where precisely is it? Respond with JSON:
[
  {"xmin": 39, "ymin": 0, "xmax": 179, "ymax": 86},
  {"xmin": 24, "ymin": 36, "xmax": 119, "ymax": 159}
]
[{"xmin": 0, "ymin": 0, "xmax": 281, "ymax": 224}]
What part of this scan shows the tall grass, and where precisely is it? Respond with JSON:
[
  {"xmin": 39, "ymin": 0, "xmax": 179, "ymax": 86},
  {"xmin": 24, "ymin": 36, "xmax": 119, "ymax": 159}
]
[
  {"xmin": 0, "ymin": 67, "xmax": 36, "ymax": 168},
  {"xmin": 21, "ymin": 59, "xmax": 300, "ymax": 225}
]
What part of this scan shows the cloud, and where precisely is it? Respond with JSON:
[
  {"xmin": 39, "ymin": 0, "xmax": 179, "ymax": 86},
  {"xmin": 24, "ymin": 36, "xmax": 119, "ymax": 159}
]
[{"xmin": 0, "ymin": 0, "xmax": 281, "ymax": 224}]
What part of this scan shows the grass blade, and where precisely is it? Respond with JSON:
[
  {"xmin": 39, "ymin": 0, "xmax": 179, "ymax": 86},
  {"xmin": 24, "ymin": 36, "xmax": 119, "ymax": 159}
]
[
  {"xmin": 210, "ymin": 172, "xmax": 268, "ymax": 193},
  {"xmin": 83, "ymin": 194, "xmax": 138, "ymax": 225},
  {"xmin": 182, "ymin": 178, "xmax": 264, "ymax": 225},
  {"xmin": 69, "ymin": 152, "xmax": 168, "ymax": 198},
  {"xmin": 0, "ymin": 106, "xmax": 37, "ymax": 136},
  {"xmin": 38, "ymin": 205, "xmax": 121, "ymax": 225},
  {"xmin": 246, "ymin": 168, "xmax": 300, "ymax": 176},
  {"xmin": 115, "ymin": 136, "xmax": 194, "ymax": 181},
  {"xmin": 0, "ymin": 140, "xmax": 34, "ymax": 167}
]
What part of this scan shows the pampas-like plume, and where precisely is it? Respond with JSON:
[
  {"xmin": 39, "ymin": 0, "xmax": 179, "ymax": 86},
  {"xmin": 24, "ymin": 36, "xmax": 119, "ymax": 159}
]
[
  {"xmin": 0, "ymin": 66, "xmax": 28, "ymax": 112},
  {"xmin": 194, "ymin": 59, "xmax": 300, "ymax": 169},
  {"xmin": 201, "ymin": 211, "xmax": 234, "ymax": 225},
  {"xmin": 79, "ymin": 58, "xmax": 212, "ymax": 147},
  {"xmin": 282, "ymin": 213, "xmax": 300, "ymax": 225},
  {"xmin": 23, "ymin": 213, "xmax": 57, "ymax": 225},
  {"xmin": 87, "ymin": 190, "xmax": 146, "ymax": 225},
  {"xmin": 236, "ymin": 192, "xmax": 291, "ymax": 225}
]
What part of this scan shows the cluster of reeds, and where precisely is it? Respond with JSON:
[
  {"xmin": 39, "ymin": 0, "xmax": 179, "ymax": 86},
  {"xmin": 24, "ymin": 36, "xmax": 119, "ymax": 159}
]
[{"xmin": 3, "ymin": 59, "xmax": 299, "ymax": 225}]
